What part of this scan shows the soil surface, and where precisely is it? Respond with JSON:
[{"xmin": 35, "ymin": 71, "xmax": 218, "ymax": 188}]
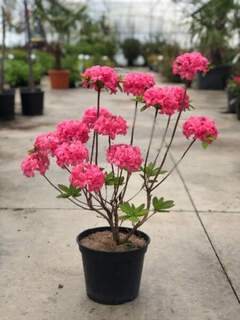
[{"xmin": 80, "ymin": 231, "xmax": 146, "ymax": 252}]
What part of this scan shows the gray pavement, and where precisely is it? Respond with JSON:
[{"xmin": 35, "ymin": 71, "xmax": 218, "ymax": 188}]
[{"xmin": 0, "ymin": 75, "xmax": 240, "ymax": 319}]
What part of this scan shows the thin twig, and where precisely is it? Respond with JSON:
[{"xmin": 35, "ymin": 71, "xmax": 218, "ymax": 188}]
[
  {"xmin": 151, "ymin": 139, "xmax": 196, "ymax": 191},
  {"xmin": 130, "ymin": 100, "xmax": 138, "ymax": 145}
]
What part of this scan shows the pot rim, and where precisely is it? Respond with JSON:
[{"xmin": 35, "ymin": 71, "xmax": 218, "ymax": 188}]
[
  {"xmin": 76, "ymin": 226, "xmax": 150, "ymax": 254},
  {"xmin": 20, "ymin": 87, "xmax": 44, "ymax": 94},
  {"xmin": 48, "ymin": 69, "xmax": 70, "ymax": 74}
]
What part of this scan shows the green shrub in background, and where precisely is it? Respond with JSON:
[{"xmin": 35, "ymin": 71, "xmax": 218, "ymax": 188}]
[
  {"xmin": 5, "ymin": 60, "xmax": 42, "ymax": 87},
  {"xmin": 62, "ymin": 55, "xmax": 80, "ymax": 88},
  {"xmin": 7, "ymin": 48, "xmax": 54, "ymax": 75},
  {"xmin": 34, "ymin": 50, "xmax": 54, "ymax": 74},
  {"xmin": 159, "ymin": 43, "xmax": 183, "ymax": 83},
  {"xmin": 8, "ymin": 48, "xmax": 27, "ymax": 61},
  {"xmin": 64, "ymin": 41, "xmax": 116, "ymax": 64},
  {"xmin": 121, "ymin": 38, "xmax": 142, "ymax": 66}
]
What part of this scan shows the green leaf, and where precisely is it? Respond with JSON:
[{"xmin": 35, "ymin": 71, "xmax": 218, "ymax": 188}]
[
  {"xmin": 58, "ymin": 184, "xmax": 69, "ymax": 193},
  {"xmin": 152, "ymin": 197, "xmax": 175, "ymax": 212},
  {"xmin": 105, "ymin": 172, "xmax": 124, "ymax": 186},
  {"xmin": 119, "ymin": 202, "xmax": 148, "ymax": 223},
  {"xmin": 201, "ymin": 141, "xmax": 209, "ymax": 149},
  {"xmin": 140, "ymin": 163, "xmax": 167, "ymax": 178},
  {"xmin": 57, "ymin": 184, "xmax": 81, "ymax": 198},
  {"xmin": 140, "ymin": 105, "xmax": 148, "ymax": 112},
  {"xmin": 57, "ymin": 193, "xmax": 70, "ymax": 199}
]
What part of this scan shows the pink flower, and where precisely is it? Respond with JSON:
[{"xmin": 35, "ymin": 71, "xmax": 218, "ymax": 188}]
[
  {"xmin": 82, "ymin": 66, "xmax": 119, "ymax": 93},
  {"xmin": 82, "ymin": 107, "xmax": 112, "ymax": 129},
  {"xmin": 123, "ymin": 72, "xmax": 155, "ymax": 97},
  {"xmin": 233, "ymin": 76, "xmax": 240, "ymax": 86},
  {"xmin": 56, "ymin": 120, "xmax": 89, "ymax": 144},
  {"xmin": 144, "ymin": 86, "xmax": 190, "ymax": 115},
  {"xmin": 94, "ymin": 114, "xmax": 128, "ymax": 140},
  {"xmin": 21, "ymin": 152, "xmax": 49, "ymax": 177},
  {"xmin": 70, "ymin": 163, "xmax": 105, "ymax": 192},
  {"xmin": 106, "ymin": 144, "xmax": 143, "ymax": 173},
  {"xmin": 34, "ymin": 131, "xmax": 59, "ymax": 155},
  {"xmin": 54, "ymin": 141, "xmax": 89, "ymax": 167},
  {"xmin": 183, "ymin": 116, "xmax": 218, "ymax": 144},
  {"xmin": 172, "ymin": 52, "xmax": 209, "ymax": 81}
]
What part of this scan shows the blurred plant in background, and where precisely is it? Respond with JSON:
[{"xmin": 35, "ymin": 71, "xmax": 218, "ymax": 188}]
[
  {"xmin": 121, "ymin": 38, "xmax": 142, "ymax": 66},
  {"xmin": 190, "ymin": 0, "xmax": 240, "ymax": 66}
]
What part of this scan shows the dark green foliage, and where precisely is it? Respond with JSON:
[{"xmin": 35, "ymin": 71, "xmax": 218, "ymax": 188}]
[
  {"xmin": 122, "ymin": 38, "xmax": 142, "ymax": 66},
  {"xmin": 5, "ymin": 60, "xmax": 42, "ymax": 87},
  {"xmin": 105, "ymin": 172, "xmax": 124, "ymax": 187},
  {"xmin": 160, "ymin": 43, "xmax": 183, "ymax": 82},
  {"xmin": 190, "ymin": 0, "xmax": 240, "ymax": 65},
  {"xmin": 62, "ymin": 55, "xmax": 80, "ymax": 88},
  {"xmin": 35, "ymin": 0, "xmax": 87, "ymax": 69},
  {"xmin": 35, "ymin": 50, "xmax": 54, "ymax": 74}
]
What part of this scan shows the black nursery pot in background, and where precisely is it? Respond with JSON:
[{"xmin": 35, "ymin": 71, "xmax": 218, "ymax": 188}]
[
  {"xmin": 20, "ymin": 88, "xmax": 44, "ymax": 116},
  {"xmin": 227, "ymin": 90, "xmax": 239, "ymax": 113},
  {"xmin": 0, "ymin": 89, "xmax": 15, "ymax": 120},
  {"xmin": 77, "ymin": 226, "xmax": 150, "ymax": 305},
  {"xmin": 236, "ymin": 100, "xmax": 240, "ymax": 120},
  {"xmin": 197, "ymin": 65, "xmax": 232, "ymax": 90}
]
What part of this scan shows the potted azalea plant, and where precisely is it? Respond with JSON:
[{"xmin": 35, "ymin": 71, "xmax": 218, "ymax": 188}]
[
  {"xmin": 35, "ymin": 0, "xmax": 86, "ymax": 89},
  {"xmin": 20, "ymin": 0, "xmax": 44, "ymax": 116},
  {"xmin": 226, "ymin": 75, "xmax": 240, "ymax": 115},
  {"xmin": 0, "ymin": 5, "xmax": 15, "ymax": 120},
  {"xmin": 21, "ymin": 52, "xmax": 218, "ymax": 305}
]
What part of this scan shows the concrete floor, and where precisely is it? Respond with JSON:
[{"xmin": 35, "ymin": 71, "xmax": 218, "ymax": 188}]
[{"xmin": 0, "ymin": 75, "xmax": 240, "ymax": 319}]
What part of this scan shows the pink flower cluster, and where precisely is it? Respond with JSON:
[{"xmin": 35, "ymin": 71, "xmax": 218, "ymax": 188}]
[
  {"xmin": 233, "ymin": 76, "xmax": 240, "ymax": 86},
  {"xmin": 172, "ymin": 52, "xmax": 209, "ymax": 81},
  {"xmin": 54, "ymin": 141, "xmax": 89, "ymax": 167},
  {"xmin": 144, "ymin": 86, "xmax": 190, "ymax": 115},
  {"xmin": 70, "ymin": 163, "xmax": 105, "ymax": 192},
  {"xmin": 94, "ymin": 114, "xmax": 128, "ymax": 140},
  {"xmin": 183, "ymin": 116, "xmax": 218, "ymax": 144},
  {"xmin": 82, "ymin": 107, "xmax": 112, "ymax": 129},
  {"xmin": 56, "ymin": 120, "xmax": 89, "ymax": 144},
  {"xmin": 107, "ymin": 144, "xmax": 143, "ymax": 173},
  {"xmin": 21, "ymin": 152, "xmax": 49, "ymax": 177},
  {"xmin": 34, "ymin": 132, "xmax": 59, "ymax": 155},
  {"xmin": 123, "ymin": 72, "xmax": 155, "ymax": 97},
  {"xmin": 82, "ymin": 66, "xmax": 119, "ymax": 93}
]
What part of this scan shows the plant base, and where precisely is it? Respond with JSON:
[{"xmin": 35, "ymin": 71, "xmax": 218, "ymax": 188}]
[
  {"xmin": 0, "ymin": 89, "xmax": 15, "ymax": 120},
  {"xmin": 49, "ymin": 69, "xmax": 70, "ymax": 89},
  {"xmin": 21, "ymin": 88, "xmax": 44, "ymax": 116},
  {"xmin": 76, "ymin": 226, "xmax": 150, "ymax": 305}
]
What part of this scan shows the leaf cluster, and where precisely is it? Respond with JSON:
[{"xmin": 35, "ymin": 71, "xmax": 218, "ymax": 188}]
[
  {"xmin": 140, "ymin": 163, "xmax": 167, "ymax": 181},
  {"xmin": 119, "ymin": 203, "xmax": 148, "ymax": 223},
  {"xmin": 57, "ymin": 184, "xmax": 81, "ymax": 198},
  {"xmin": 105, "ymin": 172, "xmax": 124, "ymax": 187}
]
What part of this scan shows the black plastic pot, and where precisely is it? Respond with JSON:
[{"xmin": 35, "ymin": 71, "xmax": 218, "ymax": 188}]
[
  {"xmin": 20, "ymin": 88, "xmax": 44, "ymax": 116},
  {"xmin": 197, "ymin": 65, "xmax": 232, "ymax": 90},
  {"xmin": 0, "ymin": 89, "xmax": 15, "ymax": 120},
  {"xmin": 227, "ymin": 90, "xmax": 239, "ymax": 113},
  {"xmin": 236, "ymin": 100, "xmax": 240, "ymax": 120},
  {"xmin": 77, "ymin": 226, "xmax": 150, "ymax": 305}
]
